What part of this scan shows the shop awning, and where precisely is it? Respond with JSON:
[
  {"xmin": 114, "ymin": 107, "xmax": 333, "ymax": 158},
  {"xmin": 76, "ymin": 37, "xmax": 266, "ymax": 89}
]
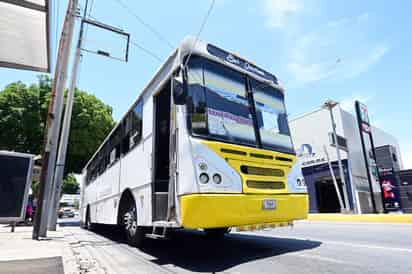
[{"xmin": 0, "ymin": 0, "xmax": 51, "ymax": 72}]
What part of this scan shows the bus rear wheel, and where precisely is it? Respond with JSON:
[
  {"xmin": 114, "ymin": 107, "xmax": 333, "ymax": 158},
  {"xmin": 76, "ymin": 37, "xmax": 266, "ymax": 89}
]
[
  {"xmin": 122, "ymin": 201, "xmax": 145, "ymax": 247},
  {"xmin": 204, "ymin": 228, "xmax": 230, "ymax": 239},
  {"xmin": 85, "ymin": 207, "xmax": 95, "ymax": 231}
]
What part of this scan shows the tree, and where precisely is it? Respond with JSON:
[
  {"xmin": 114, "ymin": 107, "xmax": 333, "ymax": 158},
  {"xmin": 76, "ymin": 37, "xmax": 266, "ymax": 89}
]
[
  {"xmin": 31, "ymin": 180, "xmax": 41, "ymax": 198},
  {"xmin": 0, "ymin": 75, "xmax": 115, "ymax": 174},
  {"xmin": 61, "ymin": 174, "xmax": 80, "ymax": 195},
  {"xmin": 0, "ymin": 81, "xmax": 44, "ymax": 154},
  {"xmin": 65, "ymin": 89, "xmax": 115, "ymax": 174}
]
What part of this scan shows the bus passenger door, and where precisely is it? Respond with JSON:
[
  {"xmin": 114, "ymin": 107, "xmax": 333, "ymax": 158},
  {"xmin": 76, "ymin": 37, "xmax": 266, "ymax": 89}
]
[{"xmin": 152, "ymin": 82, "xmax": 172, "ymax": 221}]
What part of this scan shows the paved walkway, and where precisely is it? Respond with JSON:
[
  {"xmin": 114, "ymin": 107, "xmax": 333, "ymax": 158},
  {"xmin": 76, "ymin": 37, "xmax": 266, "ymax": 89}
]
[{"xmin": 0, "ymin": 224, "xmax": 102, "ymax": 274}]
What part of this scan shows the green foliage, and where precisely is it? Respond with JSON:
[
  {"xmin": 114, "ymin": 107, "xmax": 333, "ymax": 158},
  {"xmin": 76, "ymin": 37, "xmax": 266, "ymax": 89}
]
[
  {"xmin": 62, "ymin": 174, "xmax": 79, "ymax": 195},
  {"xmin": 31, "ymin": 180, "xmax": 40, "ymax": 198},
  {"xmin": 0, "ymin": 75, "xmax": 115, "ymax": 174},
  {"xmin": 66, "ymin": 89, "xmax": 115, "ymax": 174}
]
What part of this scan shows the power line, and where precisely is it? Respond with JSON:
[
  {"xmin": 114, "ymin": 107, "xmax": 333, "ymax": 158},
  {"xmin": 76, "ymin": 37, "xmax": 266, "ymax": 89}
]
[
  {"xmin": 129, "ymin": 39, "xmax": 163, "ymax": 63},
  {"xmin": 88, "ymin": 0, "xmax": 95, "ymax": 17},
  {"xmin": 53, "ymin": 0, "xmax": 60, "ymax": 71},
  {"xmin": 184, "ymin": 0, "xmax": 216, "ymax": 68},
  {"xmin": 112, "ymin": 0, "xmax": 175, "ymax": 49}
]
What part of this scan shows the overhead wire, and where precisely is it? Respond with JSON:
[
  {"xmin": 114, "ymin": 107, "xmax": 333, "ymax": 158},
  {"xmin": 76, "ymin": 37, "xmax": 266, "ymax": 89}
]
[
  {"xmin": 183, "ymin": 0, "xmax": 215, "ymax": 68},
  {"xmin": 112, "ymin": 0, "xmax": 175, "ymax": 50},
  {"xmin": 77, "ymin": 9, "xmax": 163, "ymax": 64},
  {"xmin": 87, "ymin": 0, "xmax": 94, "ymax": 17},
  {"xmin": 129, "ymin": 39, "xmax": 164, "ymax": 63},
  {"xmin": 53, "ymin": 0, "xmax": 60, "ymax": 72},
  {"xmin": 78, "ymin": 0, "xmax": 213, "ymax": 84}
]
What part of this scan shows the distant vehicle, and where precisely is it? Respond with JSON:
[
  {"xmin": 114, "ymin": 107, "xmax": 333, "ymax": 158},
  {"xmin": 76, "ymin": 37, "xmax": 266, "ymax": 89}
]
[
  {"xmin": 59, "ymin": 207, "xmax": 75, "ymax": 218},
  {"xmin": 80, "ymin": 37, "xmax": 308, "ymax": 247}
]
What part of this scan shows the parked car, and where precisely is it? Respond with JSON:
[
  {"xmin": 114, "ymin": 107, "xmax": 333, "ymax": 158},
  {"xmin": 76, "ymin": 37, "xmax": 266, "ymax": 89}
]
[{"xmin": 58, "ymin": 207, "xmax": 75, "ymax": 218}]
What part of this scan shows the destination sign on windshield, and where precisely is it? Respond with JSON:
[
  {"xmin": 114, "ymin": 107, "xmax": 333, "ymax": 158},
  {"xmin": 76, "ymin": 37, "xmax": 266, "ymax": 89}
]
[{"xmin": 206, "ymin": 44, "xmax": 279, "ymax": 85}]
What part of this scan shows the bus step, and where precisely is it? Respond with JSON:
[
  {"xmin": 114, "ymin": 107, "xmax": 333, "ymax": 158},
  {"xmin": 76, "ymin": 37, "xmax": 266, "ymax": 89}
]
[
  {"xmin": 145, "ymin": 233, "xmax": 167, "ymax": 240},
  {"xmin": 146, "ymin": 225, "xmax": 169, "ymax": 240},
  {"xmin": 152, "ymin": 221, "xmax": 179, "ymax": 227}
]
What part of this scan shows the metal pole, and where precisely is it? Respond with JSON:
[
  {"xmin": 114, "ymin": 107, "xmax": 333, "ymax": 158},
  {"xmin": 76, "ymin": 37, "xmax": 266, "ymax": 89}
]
[
  {"xmin": 355, "ymin": 101, "xmax": 378, "ymax": 213},
  {"xmin": 32, "ymin": 0, "xmax": 77, "ymax": 239},
  {"xmin": 48, "ymin": 5, "xmax": 87, "ymax": 230},
  {"xmin": 323, "ymin": 145, "xmax": 345, "ymax": 212},
  {"xmin": 327, "ymin": 105, "xmax": 350, "ymax": 212}
]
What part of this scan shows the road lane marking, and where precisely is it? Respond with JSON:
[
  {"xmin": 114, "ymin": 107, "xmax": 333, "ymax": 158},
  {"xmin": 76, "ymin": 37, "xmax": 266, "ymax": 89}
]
[
  {"xmin": 319, "ymin": 239, "xmax": 412, "ymax": 253},
  {"xmin": 242, "ymin": 232, "xmax": 412, "ymax": 254},
  {"xmin": 289, "ymin": 253, "xmax": 360, "ymax": 266}
]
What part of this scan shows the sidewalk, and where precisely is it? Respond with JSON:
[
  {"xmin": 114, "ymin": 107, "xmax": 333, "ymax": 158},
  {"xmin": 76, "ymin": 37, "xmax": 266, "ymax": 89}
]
[
  {"xmin": 307, "ymin": 213, "xmax": 412, "ymax": 224},
  {"xmin": 0, "ymin": 224, "xmax": 104, "ymax": 274}
]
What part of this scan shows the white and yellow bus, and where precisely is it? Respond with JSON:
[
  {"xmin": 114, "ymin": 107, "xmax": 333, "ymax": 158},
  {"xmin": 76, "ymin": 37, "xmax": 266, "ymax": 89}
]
[{"xmin": 80, "ymin": 37, "xmax": 308, "ymax": 246}]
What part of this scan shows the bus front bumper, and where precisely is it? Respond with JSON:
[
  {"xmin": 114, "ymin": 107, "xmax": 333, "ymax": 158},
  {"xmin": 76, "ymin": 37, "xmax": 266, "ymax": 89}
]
[{"xmin": 180, "ymin": 193, "xmax": 308, "ymax": 229}]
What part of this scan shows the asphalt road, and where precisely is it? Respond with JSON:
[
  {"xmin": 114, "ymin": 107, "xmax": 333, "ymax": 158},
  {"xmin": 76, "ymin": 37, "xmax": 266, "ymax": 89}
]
[{"xmin": 62, "ymin": 219, "xmax": 412, "ymax": 274}]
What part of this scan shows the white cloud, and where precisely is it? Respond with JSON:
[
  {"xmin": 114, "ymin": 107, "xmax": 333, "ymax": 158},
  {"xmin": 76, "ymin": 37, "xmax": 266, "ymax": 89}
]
[
  {"xmin": 262, "ymin": 0, "xmax": 303, "ymax": 28},
  {"xmin": 287, "ymin": 13, "xmax": 389, "ymax": 85},
  {"xmin": 339, "ymin": 94, "xmax": 373, "ymax": 112},
  {"xmin": 287, "ymin": 62, "xmax": 334, "ymax": 83}
]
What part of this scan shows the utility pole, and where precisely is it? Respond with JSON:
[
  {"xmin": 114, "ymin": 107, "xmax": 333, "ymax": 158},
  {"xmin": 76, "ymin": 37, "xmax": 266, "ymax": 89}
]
[
  {"xmin": 47, "ymin": 1, "xmax": 130, "ymax": 230},
  {"xmin": 48, "ymin": 0, "xmax": 89, "ymax": 231},
  {"xmin": 33, "ymin": 0, "xmax": 78, "ymax": 240},
  {"xmin": 323, "ymin": 99, "xmax": 351, "ymax": 212}
]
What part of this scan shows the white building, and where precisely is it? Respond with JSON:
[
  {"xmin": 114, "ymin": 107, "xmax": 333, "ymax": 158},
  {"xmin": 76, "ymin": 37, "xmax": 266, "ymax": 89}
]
[
  {"xmin": 290, "ymin": 104, "xmax": 403, "ymax": 214},
  {"xmin": 60, "ymin": 194, "xmax": 80, "ymax": 207}
]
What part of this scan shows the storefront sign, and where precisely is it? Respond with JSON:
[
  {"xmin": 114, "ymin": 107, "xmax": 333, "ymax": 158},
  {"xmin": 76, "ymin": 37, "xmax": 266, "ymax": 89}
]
[
  {"xmin": 355, "ymin": 101, "xmax": 382, "ymax": 213},
  {"xmin": 379, "ymin": 168, "xmax": 402, "ymax": 211}
]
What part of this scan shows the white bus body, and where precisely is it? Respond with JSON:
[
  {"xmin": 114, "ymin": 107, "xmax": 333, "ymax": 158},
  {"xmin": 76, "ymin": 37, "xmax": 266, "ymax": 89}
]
[{"xmin": 80, "ymin": 37, "xmax": 308, "ymax": 245}]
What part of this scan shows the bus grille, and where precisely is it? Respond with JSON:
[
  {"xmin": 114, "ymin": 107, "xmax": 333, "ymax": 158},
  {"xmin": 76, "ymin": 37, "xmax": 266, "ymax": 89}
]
[
  {"xmin": 246, "ymin": 180, "xmax": 285, "ymax": 190},
  {"xmin": 240, "ymin": 165, "xmax": 285, "ymax": 177}
]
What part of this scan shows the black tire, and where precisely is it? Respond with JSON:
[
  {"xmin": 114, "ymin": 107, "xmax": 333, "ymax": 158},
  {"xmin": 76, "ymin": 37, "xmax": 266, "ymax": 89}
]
[
  {"xmin": 204, "ymin": 228, "xmax": 230, "ymax": 239},
  {"xmin": 85, "ymin": 207, "xmax": 95, "ymax": 231},
  {"xmin": 122, "ymin": 200, "xmax": 145, "ymax": 247}
]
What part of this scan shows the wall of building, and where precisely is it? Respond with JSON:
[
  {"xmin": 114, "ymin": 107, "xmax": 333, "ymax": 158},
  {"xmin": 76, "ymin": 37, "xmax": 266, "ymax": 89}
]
[
  {"xmin": 340, "ymin": 108, "xmax": 403, "ymax": 213},
  {"xmin": 290, "ymin": 107, "xmax": 352, "ymax": 212},
  {"xmin": 371, "ymin": 127, "xmax": 404, "ymax": 169},
  {"xmin": 290, "ymin": 107, "xmax": 348, "ymax": 166},
  {"xmin": 290, "ymin": 105, "xmax": 403, "ymax": 214}
]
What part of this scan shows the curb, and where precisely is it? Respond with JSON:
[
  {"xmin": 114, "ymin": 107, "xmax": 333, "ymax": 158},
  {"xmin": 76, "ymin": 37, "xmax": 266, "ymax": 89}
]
[{"xmin": 307, "ymin": 214, "xmax": 412, "ymax": 224}]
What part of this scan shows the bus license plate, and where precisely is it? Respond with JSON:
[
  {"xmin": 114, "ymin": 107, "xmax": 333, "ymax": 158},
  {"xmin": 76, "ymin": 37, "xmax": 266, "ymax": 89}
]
[{"xmin": 262, "ymin": 199, "xmax": 276, "ymax": 210}]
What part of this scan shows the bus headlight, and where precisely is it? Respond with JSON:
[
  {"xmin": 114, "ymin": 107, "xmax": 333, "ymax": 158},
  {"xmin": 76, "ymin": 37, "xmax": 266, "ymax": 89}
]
[
  {"xmin": 198, "ymin": 162, "xmax": 208, "ymax": 171},
  {"xmin": 212, "ymin": 173, "xmax": 222, "ymax": 184},
  {"xmin": 199, "ymin": 173, "xmax": 210, "ymax": 184}
]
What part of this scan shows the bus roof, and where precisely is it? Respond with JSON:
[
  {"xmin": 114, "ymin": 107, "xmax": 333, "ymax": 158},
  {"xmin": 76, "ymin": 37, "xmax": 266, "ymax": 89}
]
[{"xmin": 178, "ymin": 37, "xmax": 282, "ymax": 90}]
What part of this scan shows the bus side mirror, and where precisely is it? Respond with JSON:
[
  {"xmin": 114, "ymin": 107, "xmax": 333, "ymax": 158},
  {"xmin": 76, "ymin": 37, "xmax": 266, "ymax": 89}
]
[{"xmin": 172, "ymin": 77, "xmax": 187, "ymax": 105}]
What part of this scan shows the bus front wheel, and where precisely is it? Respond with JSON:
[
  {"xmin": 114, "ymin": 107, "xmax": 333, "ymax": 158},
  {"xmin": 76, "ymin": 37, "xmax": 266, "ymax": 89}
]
[{"xmin": 122, "ymin": 201, "xmax": 145, "ymax": 247}]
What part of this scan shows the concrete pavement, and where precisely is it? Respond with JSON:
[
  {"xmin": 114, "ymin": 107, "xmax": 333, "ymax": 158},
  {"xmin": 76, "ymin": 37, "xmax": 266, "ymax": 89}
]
[
  {"xmin": 1, "ymin": 219, "xmax": 412, "ymax": 273},
  {"xmin": 64, "ymin": 220, "xmax": 412, "ymax": 274}
]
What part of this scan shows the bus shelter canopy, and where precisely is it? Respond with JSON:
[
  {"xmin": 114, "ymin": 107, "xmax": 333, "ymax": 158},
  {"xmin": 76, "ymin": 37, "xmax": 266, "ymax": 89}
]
[{"xmin": 0, "ymin": 0, "xmax": 50, "ymax": 72}]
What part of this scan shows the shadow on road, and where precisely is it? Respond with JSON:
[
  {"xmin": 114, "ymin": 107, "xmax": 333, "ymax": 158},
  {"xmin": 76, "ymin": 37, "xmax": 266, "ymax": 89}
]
[{"xmin": 91, "ymin": 225, "xmax": 321, "ymax": 273}]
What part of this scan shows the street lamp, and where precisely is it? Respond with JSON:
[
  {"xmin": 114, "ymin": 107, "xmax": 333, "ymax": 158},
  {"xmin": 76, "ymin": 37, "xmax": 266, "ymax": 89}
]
[{"xmin": 323, "ymin": 99, "xmax": 351, "ymax": 212}]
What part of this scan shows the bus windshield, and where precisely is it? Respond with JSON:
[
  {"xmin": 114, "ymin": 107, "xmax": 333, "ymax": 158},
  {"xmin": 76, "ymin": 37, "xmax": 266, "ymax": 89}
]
[
  {"xmin": 187, "ymin": 56, "xmax": 294, "ymax": 154},
  {"xmin": 251, "ymin": 80, "xmax": 294, "ymax": 151}
]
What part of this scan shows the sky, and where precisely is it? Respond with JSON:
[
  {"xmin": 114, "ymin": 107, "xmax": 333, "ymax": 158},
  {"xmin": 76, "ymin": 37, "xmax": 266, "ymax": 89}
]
[{"xmin": 0, "ymin": 0, "xmax": 411, "ymax": 168}]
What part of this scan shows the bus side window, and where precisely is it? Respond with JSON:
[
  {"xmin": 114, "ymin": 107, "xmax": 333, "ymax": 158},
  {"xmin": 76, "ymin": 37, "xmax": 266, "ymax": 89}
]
[
  {"xmin": 122, "ymin": 115, "xmax": 131, "ymax": 155},
  {"xmin": 110, "ymin": 149, "xmax": 116, "ymax": 164},
  {"xmin": 129, "ymin": 100, "xmax": 143, "ymax": 149}
]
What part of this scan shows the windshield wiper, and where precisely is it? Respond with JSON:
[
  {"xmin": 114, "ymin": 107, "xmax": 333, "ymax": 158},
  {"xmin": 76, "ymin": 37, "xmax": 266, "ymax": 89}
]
[{"xmin": 221, "ymin": 122, "xmax": 235, "ymax": 141}]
